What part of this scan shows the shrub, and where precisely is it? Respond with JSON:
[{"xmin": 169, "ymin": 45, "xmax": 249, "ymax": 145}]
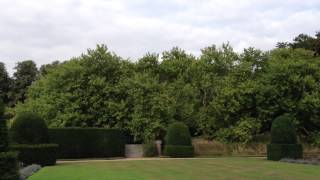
[
  {"xmin": 165, "ymin": 122, "xmax": 192, "ymax": 146},
  {"xmin": 11, "ymin": 144, "xmax": 58, "ymax": 166},
  {"xmin": 0, "ymin": 99, "xmax": 8, "ymax": 151},
  {"xmin": 0, "ymin": 152, "xmax": 20, "ymax": 180},
  {"xmin": 267, "ymin": 114, "xmax": 303, "ymax": 161},
  {"xmin": 164, "ymin": 145, "xmax": 194, "ymax": 158},
  {"xmin": 164, "ymin": 122, "xmax": 194, "ymax": 157},
  {"xmin": 270, "ymin": 114, "xmax": 297, "ymax": 144},
  {"xmin": 10, "ymin": 112, "xmax": 49, "ymax": 144},
  {"xmin": 0, "ymin": 119, "xmax": 8, "ymax": 152},
  {"xmin": 49, "ymin": 128, "xmax": 125, "ymax": 158},
  {"xmin": 267, "ymin": 144, "xmax": 303, "ymax": 161},
  {"xmin": 0, "ymin": 100, "xmax": 19, "ymax": 180},
  {"xmin": 143, "ymin": 141, "xmax": 158, "ymax": 157}
]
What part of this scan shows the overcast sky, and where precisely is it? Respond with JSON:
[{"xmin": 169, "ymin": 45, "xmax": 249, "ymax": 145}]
[{"xmin": 1, "ymin": 0, "xmax": 320, "ymax": 74}]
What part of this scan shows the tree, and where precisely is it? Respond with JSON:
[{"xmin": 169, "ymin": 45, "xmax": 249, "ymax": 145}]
[
  {"xmin": 0, "ymin": 62, "xmax": 12, "ymax": 105},
  {"xmin": 291, "ymin": 34, "xmax": 316, "ymax": 50},
  {"xmin": 39, "ymin": 61, "xmax": 60, "ymax": 76},
  {"xmin": 256, "ymin": 48, "xmax": 320, "ymax": 139},
  {"xmin": 17, "ymin": 44, "xmax": 320, "ymax": 144},
  {"xmin": 277, "ymin": 31, "xmax": 320, "ymax": 56},
  {"xmin": 17, "ymin": 45, "xmax": 131, "ymax": 130},
  {"xmin": 12, "ymin": 60, "xmax": 38, "ymax": 104}
]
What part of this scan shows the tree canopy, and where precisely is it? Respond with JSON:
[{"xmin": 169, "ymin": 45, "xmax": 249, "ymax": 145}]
[{"xmin": 12, "ymin": 43, "xmax": 320, "ymax": 144}]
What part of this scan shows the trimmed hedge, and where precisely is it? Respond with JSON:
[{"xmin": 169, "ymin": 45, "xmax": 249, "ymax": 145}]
[
  {"xmin": 164, "ymin": 145, "xmax": 194, "ymax": 158},
  {"xmin": 267, "ymin": 144, "xmax": 303, "ymax": 161},
  {"xmin": 10, "ymin": 112, "xmax": 49, "ymax": 144},
  {"xmin": 49, "ymin": 128, "xmax": 125, "ymax": 159},
  {"xmin": 143, "ymin": 142, "xmax": 158, "ymax": 157},
  {"xmin": 11, "ymin": 144, "xmax": 59, "ymax": 166},
  {"xmin": 0, "ymin": 152, "xmax": 20, "ymax": 180}
]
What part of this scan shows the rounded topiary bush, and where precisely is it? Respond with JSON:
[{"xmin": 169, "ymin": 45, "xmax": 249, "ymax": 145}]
[
  {"xmin": 267, "ymin": 114, "xmax": 303, "ymax": 161},
  {"xmin": 271, "ymin": 114, "xmax": 297, "ymax": 144},
  {"xmin": 164, "ymin": 122, "xmax": 194, "ymax": 157},
  {"xmin": 10, "ymin": 112, "xmax": 49, "ymax": 144}
]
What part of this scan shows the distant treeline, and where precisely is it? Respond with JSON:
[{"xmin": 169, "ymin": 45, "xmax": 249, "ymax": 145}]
[{"xmin": 1, "ymin": 31, "xmax": 320, "ymax": 144}]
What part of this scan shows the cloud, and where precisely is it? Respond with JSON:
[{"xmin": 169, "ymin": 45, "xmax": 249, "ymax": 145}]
[{"xmin": 0, "ymin": 0, "xmax": 319, "ymax": 74}]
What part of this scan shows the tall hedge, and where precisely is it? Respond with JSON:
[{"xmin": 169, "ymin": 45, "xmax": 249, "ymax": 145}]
[
  {"xmin": 49, "ymin": 128, "xmax": 125, "ymax": 159},
  {"xmin": 267, "ymin": 114, "xmax": 303, "ymax": 161}
]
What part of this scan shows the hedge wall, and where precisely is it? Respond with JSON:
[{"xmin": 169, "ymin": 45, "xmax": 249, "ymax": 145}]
[
  {"xmin": 164, "ymin": 145, "xmax": 194, "ymax": 158},
  {"xmin": 267, "ymin": 144, "xmax": 303, "ymax": 161},
  {"xmin": 0, "ymin": 152, "xmax": 20, "ymax": 180},
  {"xmin": 11, "ymin": 144, "xmax": 58, "ymax": 166},
  {"xmin": 49, "ymin": 128, "xmax": 125, "ymax": 159}
]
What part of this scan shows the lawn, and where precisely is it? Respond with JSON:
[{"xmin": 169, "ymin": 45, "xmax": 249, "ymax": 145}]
[{"xmin": 29, "ymin": 158, "xmax": 320, "ymax": 180}]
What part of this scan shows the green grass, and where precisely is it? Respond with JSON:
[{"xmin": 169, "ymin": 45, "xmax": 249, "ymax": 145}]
[{"xmin": 29, "ymin": 158, "xmax": 320, "ymax": 180}]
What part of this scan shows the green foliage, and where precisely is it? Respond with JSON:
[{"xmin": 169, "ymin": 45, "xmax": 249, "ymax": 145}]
[
  {"xmin": 12, "ymin": 60, "xmax": 38, "ymax": 104},
  {"xmin": 164, "ymin": 122, "xmax": 194, "ymax": 157},
  {"xmin": 165, "ymin": 122, "xmax": 191, "ymax": 146},
  {"xmin": 267, "ymin": 144, "xmax": 303, "ymax": 161},
  {"xmin": 0, "ymin": 99, "xmax": 9, "ymax": 151},
  {"xmin": 0, "ymin": 152, "xmax": 19, "ymax": 180},
  {"xmin": 15, "ymin": 44, "xmax": 320, "ymax": 144},
  {"xmin": 10, "ymin": 112, "xmax": 49, "ymax": 144},
  {"xmin": 49, "ymin": 128, "xmax": 125, "ymax": 158},
  {"xmin": 0, "ymin": 119, "xmax": 8, "ymax": 152},
  {"xmin": 277, "ymin": 32, "xmax": 320, "ymax": 56},
  {"xmin": 163, "ymin": 145, "xmax": 194, "ymax": 158},
  {"xmin": 0, "ymin": 62, "xmax": 12, "ymax": 105},
  {"xmin": 0, "ymin": 100, "xmax": 19, "ymax": 180},
  {"xmin": 39, "ymin": 61, "xmax": 60, "ymax": 76},
  {"xmin": 271, "ymin": 114, "xmax": 297, "ymax": 144},
  {"xmin": 143, "ymin": 141, "xmax": 158, "ymax": 157},
  {"xmin": 257, "ymin": 48, "xmax": 320, "ymax": 140},
  {"xmin": 11, "ymin": 144, "xmax": 58, "ymax": 166},
  {"xmin": 267, "ymin": 114, "xmax": 303, "ymax": 161}
]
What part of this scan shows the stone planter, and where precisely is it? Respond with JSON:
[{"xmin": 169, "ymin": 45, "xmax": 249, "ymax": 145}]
[{"xmin": 125, "ymin": 144, "xmax": 143, "ymax": 158}]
